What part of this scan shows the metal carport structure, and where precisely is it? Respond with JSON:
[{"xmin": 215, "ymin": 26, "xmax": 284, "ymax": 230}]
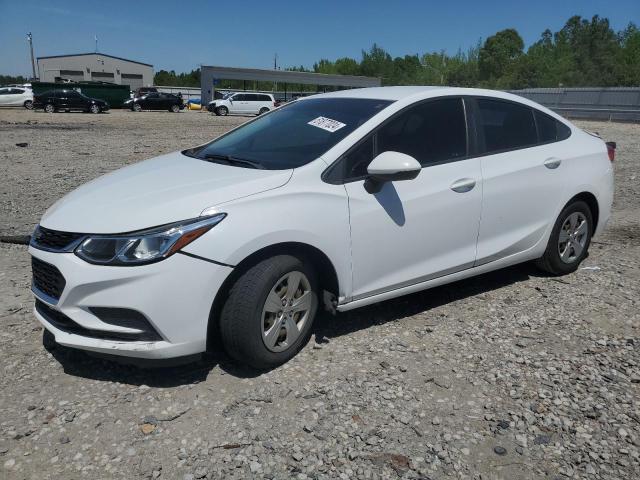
[{"xmin": 200, "ymin": 65, "xmax": 381, "ymax": 105}]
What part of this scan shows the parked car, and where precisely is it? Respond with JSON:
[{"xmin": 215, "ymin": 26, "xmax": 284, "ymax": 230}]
[
  {"xmin": 124, "ymin": 93, "xmax": 184, "ymax": 112},
  {"xmin": 208, "ymin": 92, "xmax": 278, "ymax": 116},
  {"xmin": 0, "ymin": 86, "xmax": 34, "ymax": 109},
  {"xmin": 33, "ymin": 89, "xmax": 109, "ymax": 113},
  {"xmin": 29, "ymin": 86, "xmax": 614, "ymax": 369}
]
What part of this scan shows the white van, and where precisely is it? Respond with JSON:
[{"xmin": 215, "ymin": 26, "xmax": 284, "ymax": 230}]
[{"xmin": 209, "ymin": 92, "xmax": 277, "ymax": 116}]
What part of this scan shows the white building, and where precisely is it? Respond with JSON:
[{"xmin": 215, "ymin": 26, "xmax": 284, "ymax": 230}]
[{"xmin": 37, "ymin": 53, "xmax": 154, "ymax": 90}]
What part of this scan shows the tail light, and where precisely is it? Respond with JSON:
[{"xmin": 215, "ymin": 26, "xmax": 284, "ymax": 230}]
[
  {"xmin": 274, "ymin": 100, "xmax": 280, "ymax": 107},
  {"xmin": 606, "ymin": 141, "xmax": 616, "ymax": 162}
]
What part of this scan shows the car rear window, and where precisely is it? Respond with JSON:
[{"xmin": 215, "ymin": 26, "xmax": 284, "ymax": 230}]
[{"xmin": 185, "ymin": 98, "xmax": 393, "ymax": 170}]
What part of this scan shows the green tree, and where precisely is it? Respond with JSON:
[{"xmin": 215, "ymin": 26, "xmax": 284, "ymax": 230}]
[
  {"xmin": 0, "ymin": 74, "xmax": 29, "ymax": 85},
  {"xmin": 134, "ymin": 14, "xmax": 640, "ymax": 92},
  {"xmin": 618, "ymin": 23, "xmax": 640, "ymax": 85},
  {"xmin": 360, "ymin": 44, "xmax": 394, "ymax": 83},
  {"xmin": 479, "ymin": 28, "xmax": 525, "ymax": 87}
]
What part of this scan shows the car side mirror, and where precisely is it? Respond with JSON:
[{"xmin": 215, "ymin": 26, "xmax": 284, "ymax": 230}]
[{"xmin": 364, "ymin": 151, "xmax": 421, "ymax": 193}]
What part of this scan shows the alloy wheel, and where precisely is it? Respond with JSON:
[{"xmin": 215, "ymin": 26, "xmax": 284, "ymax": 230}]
[
  {"xmin": 558, "ymin": 212, "xmax": 588, "ymax": 263},
  {"xmin": 261, "ymin": 271, "xmax": 312, "ymax": 353}
]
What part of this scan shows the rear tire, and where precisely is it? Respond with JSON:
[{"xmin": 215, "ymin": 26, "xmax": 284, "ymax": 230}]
[
  {"xmin": 24, "ymin": 100, "xmax": 34, "ymax": 110},
  {"xmin": 216, "ymin": 106, "xmax": 228, "ymax": 116},
  {"xmin": 258, "ymin": 107, "xmax": 269, "ymax": 115},
  {"xmin": 170, "ymin": 104, "xmax": 180, "ymax": 113},
  {"xmin": 536, "ymin": 200, "xmax": 593, "ymax": 275},
  {"xmin": 132, "ymin": 103, "xmax": 142, "ymax": 112},
  {"xmin": 219, "ymin": 255, "xmax": 318, "ymax": 370},
  {"xmin": 44, "ymin": 103, "xmax": 55, "ymax": 113},
  {"xmin": 89, "ymin": 104, "xmax": 101, "ymax": 114}
]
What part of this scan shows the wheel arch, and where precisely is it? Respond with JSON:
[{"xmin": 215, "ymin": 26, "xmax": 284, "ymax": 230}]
[
  {"xmin": 566, "ymin": 191, "xmax": 599, "ymax": 234},
  {"xmin": 206, "ymin": 241, "xmax": 339, "ymax": 351}
]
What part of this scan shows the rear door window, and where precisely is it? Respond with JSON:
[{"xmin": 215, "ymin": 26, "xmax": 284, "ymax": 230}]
[{"xmin": 476, "ymin": 98, "xmax": 537, "ymax": 154}]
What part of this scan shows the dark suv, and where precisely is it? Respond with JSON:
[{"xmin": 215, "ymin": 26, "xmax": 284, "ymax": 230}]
[
  {"xmin": 124, "ymin": 93, "xmax": 185, "ymax": 112},
  {"xmin": 33, "ymin": 89, "xmax": 109, "ymax": 113}
]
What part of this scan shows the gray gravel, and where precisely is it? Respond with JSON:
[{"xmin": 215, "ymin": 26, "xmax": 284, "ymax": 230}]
[{"xmin": 0, "ymin": 108, "xmax": 638, "ymax": 479}]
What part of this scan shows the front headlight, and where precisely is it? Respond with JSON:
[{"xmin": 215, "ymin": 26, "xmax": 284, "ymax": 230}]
[{"xmin": 75, "ymin": 214, "xmax": 226, "ymax": 266}]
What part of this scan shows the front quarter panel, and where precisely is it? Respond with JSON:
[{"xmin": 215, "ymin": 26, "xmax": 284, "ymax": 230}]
[{"xmin": 182, "ymin": 159, "xmax": 352, "ymax": 301}]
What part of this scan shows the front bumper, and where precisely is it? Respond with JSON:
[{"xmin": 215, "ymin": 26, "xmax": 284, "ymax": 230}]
[{"xmin": 29, "ymin": 246, "xmax": 232, "ymax": 359}]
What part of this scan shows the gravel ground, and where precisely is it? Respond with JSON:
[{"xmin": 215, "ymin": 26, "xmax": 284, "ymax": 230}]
[{"xmin": 0, "ymin": 108, "xmax": 638, "ymax": 480}]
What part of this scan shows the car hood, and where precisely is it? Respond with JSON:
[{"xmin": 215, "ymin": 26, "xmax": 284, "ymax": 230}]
[{"xmin": 40, "ymin": 151, "xmax": 293, "ymax": 233}]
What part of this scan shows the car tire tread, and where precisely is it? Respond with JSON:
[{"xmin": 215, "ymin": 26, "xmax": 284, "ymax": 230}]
[
  {"xmin": 536, "ymin": 200, "xmax": 593, "ymax": 275},
  {"xmin": 219, "ymin": 255, "xmax": 318, "ymax": 370}
]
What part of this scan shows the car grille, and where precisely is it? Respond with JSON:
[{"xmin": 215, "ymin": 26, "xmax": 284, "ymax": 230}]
[
  {"xmin": 32, "ymin": 257, "xmax": 66, "ymax": 301},
  {"xmin": 31, "ymin": 226, "xmax": 84, "ymax": 252}
]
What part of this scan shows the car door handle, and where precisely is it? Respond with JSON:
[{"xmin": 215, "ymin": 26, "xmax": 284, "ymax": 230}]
[
  {"xmin": 450, "ymin": 178, "xmax": 476, "ymax": 193},
  {"xmin": 544, "ymin": 157, "xmax": 562, "ymax": 169}
]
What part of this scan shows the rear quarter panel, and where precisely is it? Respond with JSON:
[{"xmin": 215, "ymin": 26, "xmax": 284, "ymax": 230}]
[{"xmin": 558, "ymin": 128, "xmax": 614, "ymax": 237}]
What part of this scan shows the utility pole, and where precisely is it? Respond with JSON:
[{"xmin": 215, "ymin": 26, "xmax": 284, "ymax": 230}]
[
  {"xmin": 95, "ymin": 35, "xmax": 98, "ymax": 53},
  {"xmin": 273, "ymin": 53, "xmax": 278, "ymax": 93},
  {"xmin": 27, "ymin": 33, "xmax": 36, "ymax": 80}
]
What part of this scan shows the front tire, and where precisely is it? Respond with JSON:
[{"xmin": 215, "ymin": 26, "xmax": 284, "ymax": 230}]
[
  {"xmin": 537, "ymin": 200, "xmax": 593, "ymax": 275},
  {"xmin": 24, "ymin": 100, "xmax": 34, "ymax": 110},
  {"xmin": 132, "ymin": 103, "xmax": 142, "ymax": 112},
  {"xmin": 89, "ymin": 104, "xmax": 101, "ymax": 114},
  {"xmin": 170, "ymin": 104, "xmax": 180, "ymax": 113},
  {"xmin": 216, "ymin": 106, "xmax": 228, "ymax": 116},
  {"xmin": 219, "ymin": 255, "xmax": 318, "ymax": 370}
]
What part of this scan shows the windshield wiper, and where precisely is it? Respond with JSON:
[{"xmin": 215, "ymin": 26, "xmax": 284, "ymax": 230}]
[{"xmin": 202, "ymin": 153, "xmax": 265, "ymax": 169}]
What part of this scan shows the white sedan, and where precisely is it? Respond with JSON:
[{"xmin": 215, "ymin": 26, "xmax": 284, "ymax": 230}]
[
  {"xmin": 0, "ymin": 86, "xmax": 34, "ymax": 109},
  {"xmin": 29, "ymin": 86, "xmax": 614, "ymax": 369}
]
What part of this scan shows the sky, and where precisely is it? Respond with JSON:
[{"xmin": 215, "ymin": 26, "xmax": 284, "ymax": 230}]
[{"xmin": 0, "ymin": 0, "xmax": 638, "ymax": 77}]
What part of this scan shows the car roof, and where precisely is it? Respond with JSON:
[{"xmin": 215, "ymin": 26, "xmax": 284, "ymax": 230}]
[{"xmin": 310, "ymin": 86, "xmax": 535, "ymax": 104}]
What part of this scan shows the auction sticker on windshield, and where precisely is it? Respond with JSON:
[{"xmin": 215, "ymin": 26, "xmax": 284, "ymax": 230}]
[{"xmin": 307, "ymin": 116, "xmax": 347, "ymax": 133}]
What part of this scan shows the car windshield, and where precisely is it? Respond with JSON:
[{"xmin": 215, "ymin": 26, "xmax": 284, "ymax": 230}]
[{"xmin": 185, "ymin": 98, "xmax": 393, "ymax": 169}]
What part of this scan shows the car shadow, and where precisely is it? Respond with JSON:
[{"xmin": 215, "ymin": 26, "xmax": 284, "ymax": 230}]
[
  {"xmin": 374, "ymin": 182, "xmax": 405, "ymax": 226},
  {"xmin": 47, "ymin": 262, "xmax": 540, "ymax": 385}
]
